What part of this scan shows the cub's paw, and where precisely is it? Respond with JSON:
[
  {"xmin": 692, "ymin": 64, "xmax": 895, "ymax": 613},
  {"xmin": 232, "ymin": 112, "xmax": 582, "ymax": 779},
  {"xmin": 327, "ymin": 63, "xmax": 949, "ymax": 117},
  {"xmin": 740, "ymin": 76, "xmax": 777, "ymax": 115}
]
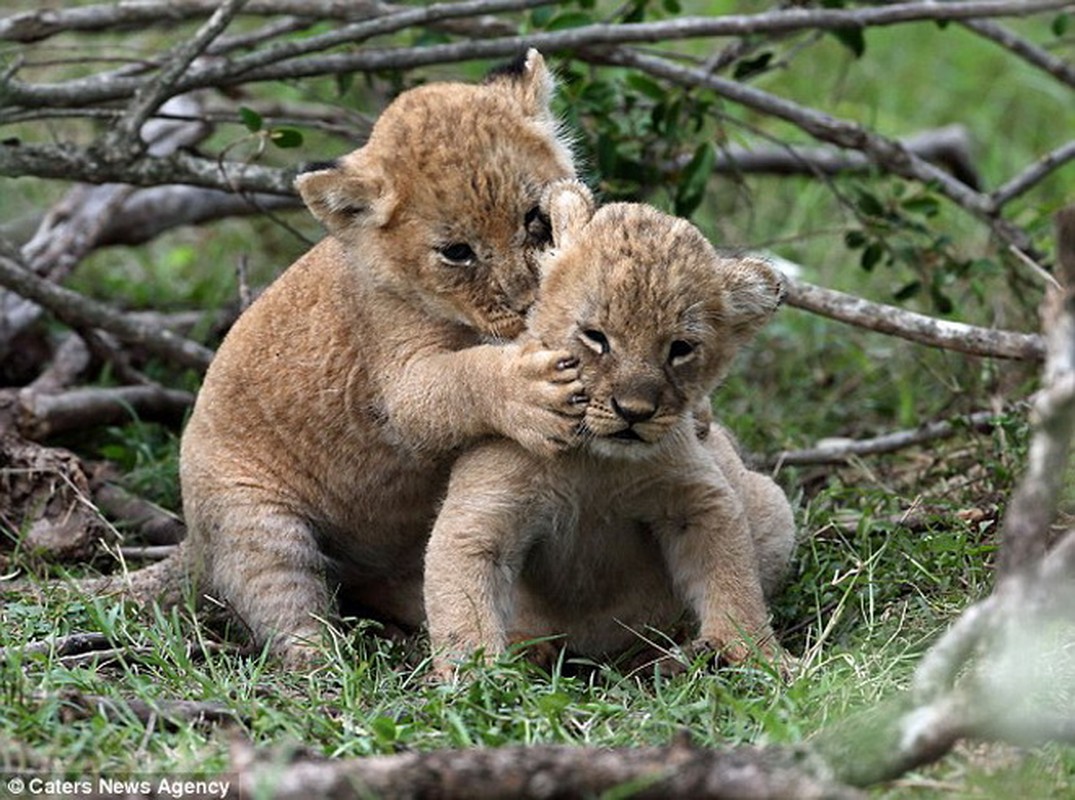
[
  {"xmin": 502, "ymin": 342, "xmax": 587, "ymax": 455},
  {"xmin": 692, "ymin": 635, "xmax": 793, "ymax": 680}
]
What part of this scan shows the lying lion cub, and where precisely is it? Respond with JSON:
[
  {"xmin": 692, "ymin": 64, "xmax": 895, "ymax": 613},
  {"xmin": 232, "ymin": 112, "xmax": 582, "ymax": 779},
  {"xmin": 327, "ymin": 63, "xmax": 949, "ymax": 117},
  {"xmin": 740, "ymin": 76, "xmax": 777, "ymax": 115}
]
[
  {"xmin": 171, "ymin": 51, "xmax": 584, "ymax": 665},
  {"xmin": 424, "ymin": 181, "xmax": 795, "ymax": 677}
]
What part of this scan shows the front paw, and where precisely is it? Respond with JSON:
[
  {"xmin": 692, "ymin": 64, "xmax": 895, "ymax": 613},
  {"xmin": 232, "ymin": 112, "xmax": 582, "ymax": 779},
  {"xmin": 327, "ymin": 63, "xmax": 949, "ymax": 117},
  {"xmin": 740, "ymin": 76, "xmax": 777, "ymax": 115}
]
[
  {"xmin": 506, "ymin": 343, "xmax": 587, "ymax": 454},
  {"xmin": 692, "ymin": 635, "xmax": 792, "ymax": 679}
]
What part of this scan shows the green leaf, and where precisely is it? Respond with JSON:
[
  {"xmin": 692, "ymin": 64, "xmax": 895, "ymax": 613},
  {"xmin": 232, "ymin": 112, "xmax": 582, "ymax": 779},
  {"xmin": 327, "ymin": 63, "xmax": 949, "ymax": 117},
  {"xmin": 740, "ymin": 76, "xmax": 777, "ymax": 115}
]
[
  {"xmin": 370, "ymin": 715, "xmax": 397, "ymax": 744},
  {"xmin": 893, "ymin": 280, "xmax": 921, "ymax": 302},
  {"xmin": 662, "ymin": 0, "xmax": 681, "ymax": 12},
  {"xmin": 529, "ymin": 6, "xmax": 557, "ymax": 27},
  {"xmin": 334, "ymin": 72, "xmax": 354, "ymax": 97},
  {"xmin": 844, "ymin": 230, "xmax": 868, "ymax": 249},
  {"xmin": 860, "ymin": 242, "xmax": 884, "ymax": 272},
  {"xmin": 238, "ymin": 106, "xmax": 262, "ymax": 133},
  {"xmin": 674, "ymin": 141, "xmax": 716, "ymax": 218},
  {"xmin": 625, "ymin": 74, "xmax": 665, "ymax": 101},
  {"xmin": 1052, "ymin": 12, "xmax": 1070, "ymax": 37},
  {"xmin": 733, "ymin": 52, "xmax": 773, "ymax": 80},
  {"xmin": 902, "ymin": 195, "xmax": 940, "ymax": 217},
  {"xmin": 854, "ymin": 189, "xmax": 885, "ymax": 218},
  {"xmin": 270, "ymin": 128, "xmax": 304, "ymax": 149},
  {"xmin": 830, "ymin": 27, "xmax": 866, "ymax": 58}
]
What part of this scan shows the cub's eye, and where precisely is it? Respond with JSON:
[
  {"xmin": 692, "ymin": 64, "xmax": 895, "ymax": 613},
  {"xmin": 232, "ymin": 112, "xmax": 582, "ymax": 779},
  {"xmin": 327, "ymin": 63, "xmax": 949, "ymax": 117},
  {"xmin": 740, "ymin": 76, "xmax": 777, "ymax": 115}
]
[
  {"xmin": 437, "ymin": 242, "xmax": 477, "ymax": 266},
  {"xmin": 524, "ymin": 205, "xmax": 552, "ymax": 247},
  {"xmin": 668, "ymin": 340, "xmax": 697, "ymax": 365},
  {"xmin": 580, "ymin": 329, "xmax": 610, "ymax": 355}
]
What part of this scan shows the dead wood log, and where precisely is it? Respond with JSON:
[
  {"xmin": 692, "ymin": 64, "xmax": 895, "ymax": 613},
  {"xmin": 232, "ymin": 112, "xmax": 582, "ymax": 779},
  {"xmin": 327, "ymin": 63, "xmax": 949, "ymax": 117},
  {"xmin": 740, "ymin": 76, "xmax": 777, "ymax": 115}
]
[
  {"xmin": 6, "ymin": 385, "xmax": 194, "ymax": 440},
  {"xmin": 707, "ymin": 124, "xmax": 980, "ymax": 188},
  {"xmin": 229, "ymin": 736, "xmax": 862, "ymax": 800},
  {"xmin": 93, "ymin": 482, "xmax": 186, "ymax": 546},
  {"xmin": 758, "ymin": 407, "xmax": 1010, "ymax": 469},
  {"xmin": 0, "ymin": 433, "xmax": 115, "ymax": 562}
]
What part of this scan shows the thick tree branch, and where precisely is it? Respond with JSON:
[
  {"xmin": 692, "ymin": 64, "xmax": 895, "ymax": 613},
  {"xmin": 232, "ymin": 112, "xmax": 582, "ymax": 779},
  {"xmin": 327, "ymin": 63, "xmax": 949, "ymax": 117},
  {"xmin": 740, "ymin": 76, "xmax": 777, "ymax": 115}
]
[
  {"xmin": 785, "ymin": 278, "xmax": 1044, "ymax": 361},
  {"xmin": 14, "ymin": 385, "xmax": 195, "ymax": 440}
]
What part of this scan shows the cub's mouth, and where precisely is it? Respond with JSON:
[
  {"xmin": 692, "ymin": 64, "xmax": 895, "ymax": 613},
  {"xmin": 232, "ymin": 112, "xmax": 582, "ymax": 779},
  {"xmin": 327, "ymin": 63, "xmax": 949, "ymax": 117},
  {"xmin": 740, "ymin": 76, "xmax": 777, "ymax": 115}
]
[{"xmin": 610, "ymin": 428, "xmax": 644, "ymax": 442}]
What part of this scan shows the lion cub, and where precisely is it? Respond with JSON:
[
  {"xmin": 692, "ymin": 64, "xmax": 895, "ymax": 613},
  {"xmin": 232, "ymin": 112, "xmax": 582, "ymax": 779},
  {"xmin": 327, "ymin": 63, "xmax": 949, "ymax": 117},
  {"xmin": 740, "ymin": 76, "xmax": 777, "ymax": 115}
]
[
  {"xmin": 424, "ymin": 181, "xmax": 795, "ymax": 677},
  {"xmin": 175, "ymin": 51, "xmax": 583, "ymax": 665}
]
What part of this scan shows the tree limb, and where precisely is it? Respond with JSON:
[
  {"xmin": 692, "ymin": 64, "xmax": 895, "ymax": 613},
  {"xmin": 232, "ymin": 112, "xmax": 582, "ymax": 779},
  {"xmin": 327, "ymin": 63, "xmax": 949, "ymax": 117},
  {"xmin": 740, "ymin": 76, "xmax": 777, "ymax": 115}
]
[{"xmin": 784, "ymin": 278, "xmax": 1044, "ymax": 361}]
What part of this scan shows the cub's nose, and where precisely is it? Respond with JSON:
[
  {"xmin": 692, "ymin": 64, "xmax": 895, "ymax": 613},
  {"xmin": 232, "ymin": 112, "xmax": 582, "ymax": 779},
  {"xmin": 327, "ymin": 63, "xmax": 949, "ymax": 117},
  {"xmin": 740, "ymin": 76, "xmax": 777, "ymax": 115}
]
[{"xmin": 611, "ymin": 396, "xmax": 657, "ymax": 425}]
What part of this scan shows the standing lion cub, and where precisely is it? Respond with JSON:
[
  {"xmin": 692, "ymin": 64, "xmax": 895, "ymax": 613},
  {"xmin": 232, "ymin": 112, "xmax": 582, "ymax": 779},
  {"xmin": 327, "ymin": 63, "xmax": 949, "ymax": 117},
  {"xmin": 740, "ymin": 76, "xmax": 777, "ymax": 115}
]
[
  {"xmin": 424, "ymin": 181, "xmax": 795, "ymax": 677},
  {"xmin": 171, "ymin": 51, "xmax": 584, "ymax": 665}
]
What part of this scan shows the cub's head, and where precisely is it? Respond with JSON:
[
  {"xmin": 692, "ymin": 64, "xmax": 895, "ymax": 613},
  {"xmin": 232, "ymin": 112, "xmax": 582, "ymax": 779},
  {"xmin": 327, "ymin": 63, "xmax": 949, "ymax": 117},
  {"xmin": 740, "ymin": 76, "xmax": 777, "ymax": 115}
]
[
  {"xmin": 531, "ymin": 181, "xmax": 784, "ymax": 459},
  {"xmin": 295, "ymin": 49, "xmax": 574, "ymax": 340}
]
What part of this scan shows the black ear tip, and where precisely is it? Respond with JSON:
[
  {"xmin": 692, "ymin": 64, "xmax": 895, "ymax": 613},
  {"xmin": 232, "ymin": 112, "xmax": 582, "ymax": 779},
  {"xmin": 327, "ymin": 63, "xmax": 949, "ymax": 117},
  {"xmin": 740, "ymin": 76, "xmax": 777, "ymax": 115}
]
[{"xmin": 483, "ymin": 49, "xmax": 532, "ymax": 82}]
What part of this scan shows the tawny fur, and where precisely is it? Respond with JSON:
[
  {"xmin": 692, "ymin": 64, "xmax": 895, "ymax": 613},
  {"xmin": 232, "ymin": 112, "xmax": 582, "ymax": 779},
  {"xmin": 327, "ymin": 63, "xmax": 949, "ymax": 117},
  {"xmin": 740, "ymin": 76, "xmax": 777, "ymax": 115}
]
[
  {"xmin": 109, "ymin": 51, "xmax": 584, "ymax": 665},
  {"xmin": 424, "ymin": 181, "xmax": 796, "ymax": 678}
]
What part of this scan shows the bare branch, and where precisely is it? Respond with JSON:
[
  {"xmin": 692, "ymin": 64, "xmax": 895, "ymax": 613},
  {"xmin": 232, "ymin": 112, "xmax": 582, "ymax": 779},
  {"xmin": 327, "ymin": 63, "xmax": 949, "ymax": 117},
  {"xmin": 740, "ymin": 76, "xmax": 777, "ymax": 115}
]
[
  {"xmin": 0, "ymin": 142, "xmax": 295, "ymax": 195},
  {"xmin": 4, "ymin": 1, "xmax": 1067, "ymax": 109},
  {"xmin": 961, "ymin": 18, "xmax": 1075, "ymax": 90},
  {"xmin": 784, "ymin": 278, "xmax": 1044, "ymax": 361},
  {"xmin": 709, "ymin": 125, "xmax": 981, "ymax": 189},
  {"xmin": 992, "ymin": 140, "xmax": 1075, "ymax": 208}
]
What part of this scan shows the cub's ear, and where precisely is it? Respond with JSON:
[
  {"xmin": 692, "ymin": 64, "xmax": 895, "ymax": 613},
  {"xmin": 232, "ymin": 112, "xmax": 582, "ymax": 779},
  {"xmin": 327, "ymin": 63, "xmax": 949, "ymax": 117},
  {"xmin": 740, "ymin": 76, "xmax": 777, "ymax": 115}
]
[
  {"xmin": 719, "ymin": 255, "xmax": 786, "ymax": 336},
  {"xmin": 540, "ymin": 179, "xmax": 594, "ymax": 252},
  {"xmin": 486, "ymin": 48, "xmax": 555, "ymax": 120},
  {"xmin": 294, "ymin": 151, "xmax": 396, "ymax": 236}
]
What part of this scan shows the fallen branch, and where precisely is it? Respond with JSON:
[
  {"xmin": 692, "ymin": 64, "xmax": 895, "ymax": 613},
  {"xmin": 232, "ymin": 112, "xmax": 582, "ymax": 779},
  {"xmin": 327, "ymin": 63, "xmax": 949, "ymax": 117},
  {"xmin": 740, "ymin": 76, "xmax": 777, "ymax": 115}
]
[
  {"xmin": 707, "ymin": 125, "xmax": 981, "ymax": 189},
  {"xmin": 93, "ymin": 482, "xmax": 186, "ymax": 546},
  {"xmin": 118, "ymin": 545, "xmax": 180, "ymax": 561},
  {"xmin": 9, "ymin": 385, "xmax": 194, "ymax": 440},
  {"xmin": 56, "ymin": 690, "xmax": 240, "ymax": 728},
  {"xmin": 760, "ymin": 408, "xmax": 1010, "ymax": 469},
  {"xmin": 0, "ymin": 631, "xmax": 112, "ymax": 662}
]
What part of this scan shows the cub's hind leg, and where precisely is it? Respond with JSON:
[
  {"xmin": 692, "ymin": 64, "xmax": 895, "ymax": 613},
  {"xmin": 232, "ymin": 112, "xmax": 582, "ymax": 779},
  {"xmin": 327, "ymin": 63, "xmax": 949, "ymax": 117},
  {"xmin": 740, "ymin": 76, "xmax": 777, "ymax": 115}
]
[{"xmin": 190, "ymin": 497, "xmax": 334, "ymax": 667}]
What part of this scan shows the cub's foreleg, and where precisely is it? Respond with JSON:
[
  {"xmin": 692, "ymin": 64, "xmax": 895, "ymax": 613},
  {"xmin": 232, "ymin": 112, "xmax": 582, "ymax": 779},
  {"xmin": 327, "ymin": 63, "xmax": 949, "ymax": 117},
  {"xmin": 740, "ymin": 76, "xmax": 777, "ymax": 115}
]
[
  {"xmin": 424, "ymin": 446, "xmax": 536, "ymax": 679},
  {"xmin": 651, "ymin": 455, "xmax": 780, "ymax": 667}
]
